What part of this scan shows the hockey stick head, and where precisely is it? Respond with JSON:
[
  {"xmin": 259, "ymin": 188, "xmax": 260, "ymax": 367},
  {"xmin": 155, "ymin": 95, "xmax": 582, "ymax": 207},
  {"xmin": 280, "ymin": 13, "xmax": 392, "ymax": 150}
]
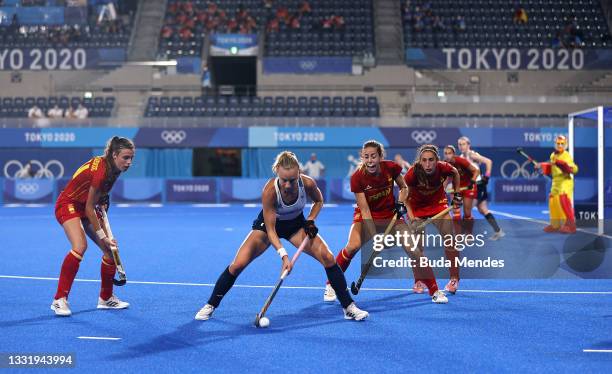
[{"xmin": 350, "ymin": 281, "xmax": 360, "ymax": 295}]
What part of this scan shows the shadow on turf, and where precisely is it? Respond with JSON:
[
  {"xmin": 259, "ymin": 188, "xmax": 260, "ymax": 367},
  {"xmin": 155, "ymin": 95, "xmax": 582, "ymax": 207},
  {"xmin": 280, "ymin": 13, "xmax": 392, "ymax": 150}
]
[
  {"xmin": 0, "ymin": 308, "xmax": 99, "ymax": 327},
  {"xmin": 105, "ymin": 294, "xmax": 442, "ymax": 361},
  {"xmin": 105, "ymin": 314, "xmax": 350, "ymax": 361}
]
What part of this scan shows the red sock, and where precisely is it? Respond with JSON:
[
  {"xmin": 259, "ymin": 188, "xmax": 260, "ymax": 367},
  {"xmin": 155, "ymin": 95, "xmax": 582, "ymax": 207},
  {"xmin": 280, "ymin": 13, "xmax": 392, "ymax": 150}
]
[
  {"xmin": 327, "ymin": 248, "xmax": 355, "ymax": 285},
  {"xmin": 100, "ymin": 257, "xmax": 116, "ymax": 301},
  {"xmin": 559, "ymin": 194, "xmax": 576, "ymax": 226},
  {"xmin": 414, "ymin": 260, "xmax": 439, "ymax": 296},
  {"xmin": 445, "ymin": 249, "xmax": 460, "ymax": 279},
  {"xmin": 335, "ymin": 248, "xmax": 355, "ymax": 272},
  {"xmin": 54, "ymin": 251, "xmax": 82, "ymax": 300},
  {"xmin": 462, "ymin": 216, "xmax": 474, "ymax": 235}
]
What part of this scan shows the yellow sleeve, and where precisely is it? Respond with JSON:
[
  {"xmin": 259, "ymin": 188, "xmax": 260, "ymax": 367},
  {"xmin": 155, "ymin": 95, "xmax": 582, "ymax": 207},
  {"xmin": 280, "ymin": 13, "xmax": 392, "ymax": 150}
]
[{"xmin": 559, "ymin": 152, "xmax": 578, "ymax": 174}]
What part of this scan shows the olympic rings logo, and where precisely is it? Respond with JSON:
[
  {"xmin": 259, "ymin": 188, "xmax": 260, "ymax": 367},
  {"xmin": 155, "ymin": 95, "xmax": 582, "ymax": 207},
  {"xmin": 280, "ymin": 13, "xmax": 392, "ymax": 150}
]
[
  {"xmin": 161, "ymin": 130, "xmax": 187, "ymax": 144},
  {"xmin": 299, "ymin": 60, "xmax": 318, "ymax": 71},
  {"xmin": 3, "ymin": 160, "xmax": 64, "ymax": 180},
  {"xmin": 500, "ymin": 159, "xmax": 540, "ymax": 180},
  {"xmin": 411, "ymin": 130, "xmax": 437, "ymax": 144},
  {"xmin": 16, "ymin": 182, "xmax": 40, "ymax": 194}
]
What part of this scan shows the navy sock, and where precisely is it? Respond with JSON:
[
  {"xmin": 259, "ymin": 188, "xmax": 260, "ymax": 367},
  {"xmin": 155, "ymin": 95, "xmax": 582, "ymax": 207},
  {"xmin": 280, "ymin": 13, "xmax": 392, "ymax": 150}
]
[
  {"xmin": 207, "ymin": 266, "xmax": 237, "ymax": 308},
  {"xmin": 325, "ymin": 264, "xmax": 353, "ymax": 308},
  {"xmin": 485, "ymin": 213, "xmax": 501, "ymax": 232}
]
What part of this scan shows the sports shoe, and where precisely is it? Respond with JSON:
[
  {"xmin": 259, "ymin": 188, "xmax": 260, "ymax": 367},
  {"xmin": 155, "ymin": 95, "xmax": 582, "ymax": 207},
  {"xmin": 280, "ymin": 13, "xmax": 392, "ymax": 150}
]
[
  {"xmin": 432, "ymin": 290, "xmax": 448, "ymax": 304},
  {"xmin": 343, "ymin": 302, "xmax": 369, "ymax": 321},
  {"xmin": 543, "ymin": 225, "xmax": 559, "ymax": 233},
  {"xmin": 195, "ymin": 304, "xmax": 215, "ymax": 320},
  {"xmin": 489, "ymin": 229, "xmax": 506, "ymax": 241},
  {"xmin": 324, "ymin": 283, "xmax": 337, "ymax": 302},
  {"xmin": 412, "ymin": 280, "xmax": 426, "ymax": 294},
  {"xmin": 444, "ymin": 278, "xmax": 459, "ymax": 294},
  {"xmin": 97, "ymin": 294, "xmax": 129, "ymax": 309},
  {"xmin": 558, "ymin": 224, "xmax": 576, "ymax": 234},
  {"xmin": 51, "ymin": 297, "xmax": 71, "ymax": 316}
]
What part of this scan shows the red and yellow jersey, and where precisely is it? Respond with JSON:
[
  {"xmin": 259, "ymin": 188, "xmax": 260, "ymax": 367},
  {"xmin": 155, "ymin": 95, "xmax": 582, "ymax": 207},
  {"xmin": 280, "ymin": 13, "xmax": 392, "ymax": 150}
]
[
  {"xmin": 447, "ymin": 156, "xmax": 473, "ymax": 188},
  {"xmin": 56, "ymin": 157, "xmax": 115, "ymax": 206},
  {"xmin": 404, "ymin": 161, "xmax": 455, "ymax": 218},
  {"xmin": 350, "ymin": 160, "xmax": 402, "ymax": 220}
]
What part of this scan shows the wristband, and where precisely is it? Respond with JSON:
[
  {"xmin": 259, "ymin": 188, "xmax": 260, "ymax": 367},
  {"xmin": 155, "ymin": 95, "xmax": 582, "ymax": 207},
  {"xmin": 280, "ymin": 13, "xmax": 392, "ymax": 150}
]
[
  {"xmin": 96, "ymin": 229, "xmax": 107, "ymax": 240},
  {"xmin": 485, "ymin": 171, "xmax": 491, "ymax": 177},
  {"xmin": 277, "ymin": 247, "xmax": 288, "ymax": 259}
]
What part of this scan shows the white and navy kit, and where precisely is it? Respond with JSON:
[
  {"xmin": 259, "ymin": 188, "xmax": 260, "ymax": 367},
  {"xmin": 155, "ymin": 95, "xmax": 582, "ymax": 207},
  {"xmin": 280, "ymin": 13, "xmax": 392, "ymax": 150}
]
[
  {"xmin": 252, "ymin": 176, "xmax": 307, "ymax": 239},
  {"xmin": 461, "ymin": 150, "xmax": 488, "ymax": 202}
]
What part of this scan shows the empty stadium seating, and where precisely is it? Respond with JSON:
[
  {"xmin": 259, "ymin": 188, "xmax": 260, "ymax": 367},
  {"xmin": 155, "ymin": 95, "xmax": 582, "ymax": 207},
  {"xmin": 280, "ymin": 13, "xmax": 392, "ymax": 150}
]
[
  {"xmin": 265, "ymin": 0, "xmax": 375, "ymax": 56},
  {"xmin": 0, "ymin": 96, "xmax": 115, "ymax": 118},
  {"xmin": 144, "ymin": 95, "xmax": 380, "ymax": 117},
  {"xmin": 402, "ymin": 0, "xmax": 611, "ymax": 48}
]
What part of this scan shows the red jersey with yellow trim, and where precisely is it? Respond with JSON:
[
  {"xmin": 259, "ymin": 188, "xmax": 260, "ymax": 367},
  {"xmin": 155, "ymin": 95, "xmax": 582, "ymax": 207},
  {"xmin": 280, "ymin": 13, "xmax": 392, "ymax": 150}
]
[
  {"xmin": 448, "ymin": 156, "xmax": 473, "ymax": 188},
  {"xmin": 404, "ymin": 161, "xmax": 454, "ymax": 218},
  {"xmin": 350, "ymin": 160, "xmax": 402, "ymax": 220},
  {"xmin": 56, "ymin": 157, "xmax": 115, "ymax": 206}
]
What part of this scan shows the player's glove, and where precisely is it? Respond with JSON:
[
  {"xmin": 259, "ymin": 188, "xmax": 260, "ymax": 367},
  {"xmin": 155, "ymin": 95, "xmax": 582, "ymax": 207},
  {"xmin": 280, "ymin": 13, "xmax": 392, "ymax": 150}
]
[
  {"xmin": 452, "ymin": 192, "xmax": 463, "ymax": 208},
  {"xmin": 554, "ymin": 160, "xmax": 573, "ymax": 174},
  {"xmin": 467, "ymin": 180, "xmax": 475, "ymax": 190},
  {"xmin": 480, "ymin": 175, "xmax": 489, "ymax": 186},
  {"xmin": 304, "ymin": 220, "xmax": 319, "ymax": 239},
  {"xmin": 394, "ymin": 202, "xmax": 407, "ymax": 217}
]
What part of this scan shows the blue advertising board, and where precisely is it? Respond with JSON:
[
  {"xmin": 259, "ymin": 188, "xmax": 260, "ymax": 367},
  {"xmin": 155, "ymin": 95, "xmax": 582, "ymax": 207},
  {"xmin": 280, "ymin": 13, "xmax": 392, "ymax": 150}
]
[
  {"xmin": 0, "ymin": 48, "xmax": 126, "ymax": 70},
  {"xmin": 406, "ymin": 48, "xmax": 612, "ymax": 70},
  {"xmin": 262, "ymin": 57, "xmax": 353, "ymax": 74}
]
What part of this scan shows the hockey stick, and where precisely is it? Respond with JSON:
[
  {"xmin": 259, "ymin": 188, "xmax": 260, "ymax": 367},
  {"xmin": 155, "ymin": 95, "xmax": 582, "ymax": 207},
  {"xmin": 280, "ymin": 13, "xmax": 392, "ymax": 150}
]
[
  {"xmin": 350, "ymin": 212, "xmax": 399, "ymax": 295},
  {"xmin": 100, "ymin": 210, "xmax": 127, "ymax": 286},
  {"xmin": 516, "ymin": 147, "xmax": 551, "ymax": 179},
  {"xmin": 254, "ymin": 236, "xmax": 310, "ymax": 327}
]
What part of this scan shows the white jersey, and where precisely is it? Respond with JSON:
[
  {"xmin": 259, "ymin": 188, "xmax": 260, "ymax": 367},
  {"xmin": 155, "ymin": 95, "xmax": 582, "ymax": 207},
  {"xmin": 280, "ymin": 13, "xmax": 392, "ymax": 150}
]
[
  {"xmin": 274, "ymin": 176, "xmax": 307, "ymax": 220},
  {"xmin": 461, "ymin": 150, "xmax": 482, "ymax": 182}
]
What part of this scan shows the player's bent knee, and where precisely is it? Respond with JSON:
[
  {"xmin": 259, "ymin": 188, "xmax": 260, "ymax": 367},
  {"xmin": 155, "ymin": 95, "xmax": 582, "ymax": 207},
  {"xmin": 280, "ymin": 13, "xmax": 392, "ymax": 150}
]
[
  {"xmin": 72, "ymin": 244, "xmax": 87, "ymax": 256},
  {"xmin": 228, "ymin": 263, "xmax": 245, "ymax": 276},
  {"xmin": 319, "ymin": 251, "xmax": 336, "ymax": 267}
]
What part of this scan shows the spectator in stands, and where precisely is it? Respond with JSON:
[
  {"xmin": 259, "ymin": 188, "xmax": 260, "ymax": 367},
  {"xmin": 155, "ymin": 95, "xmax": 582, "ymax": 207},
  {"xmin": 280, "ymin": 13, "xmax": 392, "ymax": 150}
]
[
  {"xmin": 299, "ymin": 1, "xmax": 311, "ymax": 16},
  {"xmin": 453, "ymin": 15, "xmax": 466, "ymax": 33},
  {"xmin": 322, "ymin": 16, "xmax": 333, "ymax": 30},
  {"xmin": 263, "ymin": 0, "xmax": 274, "ymax": 9},
  {"xmin": 65, "ymin": 105, "xmax": 77, "ymax": 119},
  {"xmin": 74, "ymin": 104, "xmax": 89, "ymax": 119},
  {"xmin": 432, "ymin": 15, "xmax": 445, "ymax": 31},
  {"xmin": 267, "ymin": 17, "xmax": 280, "ymax": 33},
  {"xmin": 413, "ymin": 14, "xmax": 424, "ymax": 32},
  {"xmin": 161, "ymin": 25, "xmax": 173, "ymax": 40},
  {"xmin": 513, "ymin": 6, "xmax": 528, "ymax": 24},
  {"xmin": 28, "ymin": 105, "xmax": 44, "ymax": 119},
  {"xmin": 289, "ymin": 15, "xmax": 301, "ymax": 30},
  {"xmin": 302, "ymin": 153, "xmax": 325, "ymax": 179},
  {"xmin": 332, "ymin": 15, "xmax": 345, "ymax": 30},
  {"xmin": 47, "ymin": 105, "xmax": 64, "ymax": 119},
  {"xmin": 179, "ymin": 25, "xmax": 194, "ymax": 41},
  {"xmin": 276, "ymin": 6, "xmax": 289, "ymax": 23}
]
